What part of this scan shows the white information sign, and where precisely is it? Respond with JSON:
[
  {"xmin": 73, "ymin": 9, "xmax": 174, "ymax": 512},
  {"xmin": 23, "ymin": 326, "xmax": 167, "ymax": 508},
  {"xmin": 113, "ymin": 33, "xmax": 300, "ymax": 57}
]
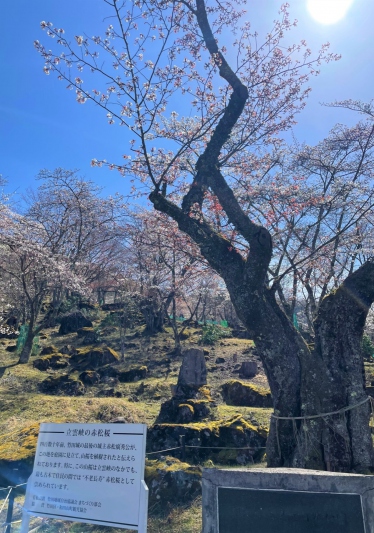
[{"xmin": 21, "ymin": 423, "xmax": 148, "ymax": 532}]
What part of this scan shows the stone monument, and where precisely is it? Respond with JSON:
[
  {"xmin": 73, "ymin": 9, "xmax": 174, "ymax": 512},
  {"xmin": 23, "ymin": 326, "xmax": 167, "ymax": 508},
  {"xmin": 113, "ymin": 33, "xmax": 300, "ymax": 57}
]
[
  {"xmin": 157, "ymin": 348, "xmax": 213, "ymax": 423},
  {"xmin": 176, "ymin": 347, "xmax": 207, "ymax": 394}
]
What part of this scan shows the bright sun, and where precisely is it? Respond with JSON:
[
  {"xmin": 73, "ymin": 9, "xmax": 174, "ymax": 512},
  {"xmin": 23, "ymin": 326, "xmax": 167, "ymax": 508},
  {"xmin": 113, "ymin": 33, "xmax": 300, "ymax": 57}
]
[{"xmin": 307, "ymin": 0, "xmax": 354, "ymax": 24}]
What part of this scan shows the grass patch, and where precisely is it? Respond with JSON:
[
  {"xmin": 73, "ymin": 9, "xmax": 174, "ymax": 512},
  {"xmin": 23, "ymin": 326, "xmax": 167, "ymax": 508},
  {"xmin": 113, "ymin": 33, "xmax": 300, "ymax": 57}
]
[{"xmin": 217, "ymin": 405, "xmax": 272, "ymax": 429}]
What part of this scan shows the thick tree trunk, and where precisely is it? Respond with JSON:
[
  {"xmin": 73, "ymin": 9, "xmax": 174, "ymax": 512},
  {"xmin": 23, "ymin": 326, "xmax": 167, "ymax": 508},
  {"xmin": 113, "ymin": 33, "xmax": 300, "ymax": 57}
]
[
  {"xmin": 294, "ymin": 264, "xmax": 374, "ymax": 472},
  {"xmin": 236, "ymin": 263, "xmax": 374, "ymax": 472},
  {"xmin": 140, "ymin": 297, "xmax": 165, "ymax": 334}
]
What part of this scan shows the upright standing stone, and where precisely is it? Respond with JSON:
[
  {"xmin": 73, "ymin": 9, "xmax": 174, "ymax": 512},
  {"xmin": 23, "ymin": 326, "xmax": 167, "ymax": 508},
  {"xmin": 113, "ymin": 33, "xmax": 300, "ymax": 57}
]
[{"xmin": 177, "ymin": 348, "xmax": 207, "ymax": 392}]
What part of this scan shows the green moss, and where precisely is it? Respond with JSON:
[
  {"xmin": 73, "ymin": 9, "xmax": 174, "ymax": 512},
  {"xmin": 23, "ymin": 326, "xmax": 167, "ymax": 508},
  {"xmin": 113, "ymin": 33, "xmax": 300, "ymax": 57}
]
[
  {"xmin": 145, "ymin": 456, "xmax": 200, "ymax": 480},
  {"xmin": 197, "ymin": 386, "xmax": 212, "ymax": 401},
  {"xmin": 0, "ymin": 423, "xmax": 39, "ymax": 463},
  {"xmin": 221, "ymin": 380, "xmax": 272, "ymax": 408},
  {"xmin": 145, "ymin": 456, "xmax": 202, "ymax": 508},
  {"xmin": 217, "ymin": 405, "xmax": 271, "ymax": 429},
  {"xmin": 187, "ymin": 399, "xmax": 210, "ymax": 407},
  {"xmin": 76, "ymin": 345, "xmax": 111, "ymax": 355},
  {"xmin": 72, "ymin": 345, "xmax": 120, "ymax": 368},
  {"xmin": 33, "ymin": 353, "xmax": 70, "ymax": 371},
  {"xmin": 178, "ymin": 403, "xmax": 194, "ymax": 413},
  {"xmin": 224, "ymin": 380, "xmax": 269, "ymax": 396},
  {"xmin": 158, "ymin": 414, "xmax": 267, "ymax": 437}
]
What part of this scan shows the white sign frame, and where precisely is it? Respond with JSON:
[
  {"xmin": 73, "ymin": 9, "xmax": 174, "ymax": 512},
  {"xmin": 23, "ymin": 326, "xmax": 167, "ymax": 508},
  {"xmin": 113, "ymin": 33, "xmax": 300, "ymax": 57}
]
[{"xmin": 21, "ymin": 423, "xmax": 148, "ymax": 532}]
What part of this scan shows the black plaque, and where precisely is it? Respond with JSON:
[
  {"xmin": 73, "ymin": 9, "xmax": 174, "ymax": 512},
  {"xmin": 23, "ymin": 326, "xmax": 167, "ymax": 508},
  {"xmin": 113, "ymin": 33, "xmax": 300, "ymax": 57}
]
[{"xmin": 218, "ymin": 487, "xmax": 365, "ymax": 533}]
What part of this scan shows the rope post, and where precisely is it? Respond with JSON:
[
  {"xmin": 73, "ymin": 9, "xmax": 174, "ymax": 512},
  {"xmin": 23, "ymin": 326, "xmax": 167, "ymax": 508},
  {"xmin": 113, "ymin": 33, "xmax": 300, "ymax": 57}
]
[
  {"xmin": 179, "ymin": 435, "xmax": 186, "ymax": 462},
  {"xmin": 5, "ymin": 489, "xmax": 14, "ymax": 533}
]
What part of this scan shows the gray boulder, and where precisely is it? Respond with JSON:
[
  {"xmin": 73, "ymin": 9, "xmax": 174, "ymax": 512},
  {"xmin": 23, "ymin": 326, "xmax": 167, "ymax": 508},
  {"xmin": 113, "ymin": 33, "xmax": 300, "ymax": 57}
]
[{"xmin": 59, "ymin": 312, "xmax": 92, "ymax": 335}]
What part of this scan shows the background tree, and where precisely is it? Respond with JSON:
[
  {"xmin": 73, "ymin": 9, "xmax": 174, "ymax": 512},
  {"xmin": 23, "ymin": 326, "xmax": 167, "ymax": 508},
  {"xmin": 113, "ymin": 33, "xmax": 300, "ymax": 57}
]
[
  {"xmin": 36, "ymin": 1, "xmax": 374, "ymax": 472},
  {"xmin": 124, "ymin": 209, "xmax": 215, "ymax": 352},
  {"xmin": 25, "ymin": 168, "xmax": 127, "ymax": 324},
  {"xmin": 0, "ymin": 207, "xmax": 86, "ymax": 363},
  {"xmin": 235, "ymin": 120, "xmax": 374, "ymax": 331}
]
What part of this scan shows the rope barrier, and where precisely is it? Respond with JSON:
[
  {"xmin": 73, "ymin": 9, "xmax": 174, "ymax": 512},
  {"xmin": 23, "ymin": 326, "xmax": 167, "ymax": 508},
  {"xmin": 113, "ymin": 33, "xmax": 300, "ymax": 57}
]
[
  {"xmin": 146, "ymin": 443, "xmax": 268, "ymax": 455},
  {"xmin": 146, "ymin": 446, "xmax": 181, "ymax": 455},
  {"xmin": 0, "ymin": 490, "xmax": 11, "ymax": 516},
  {"xmin": 0, "ymin": 483, "xmax": 26, "ymax": 493},
  {"xmin": 185, "ymin": 445, "xmax": 267, "ymax": 450},
  {"xmin": 271, "ymin": 396, "xmax": 369, "ymax": 421}
]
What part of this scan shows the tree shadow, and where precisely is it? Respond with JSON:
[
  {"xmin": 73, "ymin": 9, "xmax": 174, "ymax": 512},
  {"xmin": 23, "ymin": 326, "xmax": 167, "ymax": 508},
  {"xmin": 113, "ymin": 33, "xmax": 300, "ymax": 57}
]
[{"xmin": 0, "ymin": 362, "xmax": 18, "ymax": 379}]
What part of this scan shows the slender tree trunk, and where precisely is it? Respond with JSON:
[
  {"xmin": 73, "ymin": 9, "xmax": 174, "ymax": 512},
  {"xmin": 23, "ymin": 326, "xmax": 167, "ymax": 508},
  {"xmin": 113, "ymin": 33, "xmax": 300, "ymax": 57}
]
[
  {"xmin": 169, "ymin": 296, "xmax": 182, "ymax": 356},
  {"xmin": 18, "ymin": 315, "xmax": 36, "ymax": 364}
]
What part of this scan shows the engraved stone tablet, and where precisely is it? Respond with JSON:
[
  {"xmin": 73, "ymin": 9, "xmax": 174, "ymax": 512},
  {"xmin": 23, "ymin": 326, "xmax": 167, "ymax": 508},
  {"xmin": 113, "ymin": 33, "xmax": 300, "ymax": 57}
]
[
  {"xmin": 177, "ymin": 348, "xmax": 207, "ymax": 389},
  {"xmin": 218, "ymin": 487, "xmax": 364, "ymax": 533},
  {"xmin": 202, "ymin": 468, "xmax": 374, "ymax": 533}
]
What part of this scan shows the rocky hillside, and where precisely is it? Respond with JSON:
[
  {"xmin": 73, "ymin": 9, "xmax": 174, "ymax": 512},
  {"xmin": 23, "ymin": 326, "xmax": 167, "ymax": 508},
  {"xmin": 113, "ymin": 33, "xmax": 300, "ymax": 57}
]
[{"xmin": 0, "ymin": 305, "xmax": 287, "ymax": 532}]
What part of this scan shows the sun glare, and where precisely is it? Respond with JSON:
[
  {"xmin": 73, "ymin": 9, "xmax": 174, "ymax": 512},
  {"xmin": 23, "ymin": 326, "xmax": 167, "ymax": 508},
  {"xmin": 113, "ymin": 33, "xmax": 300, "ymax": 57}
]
[{"xmin": 307, "ymin": 0, "xmax": 354, "ymax": 25}]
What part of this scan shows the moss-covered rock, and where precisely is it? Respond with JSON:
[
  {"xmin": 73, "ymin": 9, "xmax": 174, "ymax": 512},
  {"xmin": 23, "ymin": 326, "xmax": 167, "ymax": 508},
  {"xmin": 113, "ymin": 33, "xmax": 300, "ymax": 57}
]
[
  {"xmin": 117, "ymin": 366, "xmax": 148, "ymax": 382},
  {"xmin": 0, "ymin": 423, "xmax": 39, "ymax": 485},
  {"xmin": 157, "ymin": 386, "xmax": 215, "ymax": 423},
  {"xmin": 148, "ymin": 415, "xmax": 268, "ymax": 464},
  {"xmin": 221, "ymin": 380, "xmax": 272, "ymax": 408},
  {"xmin": 33, "ymin": 353, "xmax": 70, "ymax": 371},
  {"xmin": 145, "ymin": 456, "xmax": 202, "ymax": 508},
  {"xmin": 70, "ymin": 345, "xmax": 119, "ymax": 369},
  {"xmin": 77, "ymin": 327, "xmax": 100, "ymax": 345},
  {"xmin": 40, "ymin": 345, "xmax": 58, "ymax": 355},
  {"xmin": 39, "ymin": 375, "xmax": 85, "ymax": 396},
  {"xmin": 6, "ymin": 344, "xmax": 17, "ymax": 352},
  {"xmin": 177, "ymin": 403, "xmax": 195, "ymax": 423},
  {"xmin": 97, "ymin": 365, "xmax": 120, "ymax": 379},
  {"xmin": 79, "ymin": 370, "xmax": 100, "ymax": 385},
  {"xmin": 59, "ymin": 311, "xmax": 93, "ymax": 335}
]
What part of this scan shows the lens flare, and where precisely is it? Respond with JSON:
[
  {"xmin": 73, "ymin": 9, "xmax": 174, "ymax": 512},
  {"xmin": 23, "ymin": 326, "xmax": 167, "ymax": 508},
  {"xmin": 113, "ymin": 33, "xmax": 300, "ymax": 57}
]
[{"xmin": 307, "ymin": 0, "xmax": 354, "ymax": 24}]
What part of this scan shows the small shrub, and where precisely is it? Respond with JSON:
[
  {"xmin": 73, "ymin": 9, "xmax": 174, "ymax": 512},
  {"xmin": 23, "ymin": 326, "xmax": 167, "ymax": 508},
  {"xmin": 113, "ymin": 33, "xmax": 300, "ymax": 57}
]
[{"xmin": 199, "ymin": 324, "xmax": 231, "ymax": 345}]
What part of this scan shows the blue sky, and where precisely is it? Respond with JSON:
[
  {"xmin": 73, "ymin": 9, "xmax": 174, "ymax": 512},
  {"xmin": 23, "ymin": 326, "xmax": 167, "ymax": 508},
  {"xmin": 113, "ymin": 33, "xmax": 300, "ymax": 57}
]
[{"xmin": 1, "ymin": 0, "xmax": 373, "ymax": 201}]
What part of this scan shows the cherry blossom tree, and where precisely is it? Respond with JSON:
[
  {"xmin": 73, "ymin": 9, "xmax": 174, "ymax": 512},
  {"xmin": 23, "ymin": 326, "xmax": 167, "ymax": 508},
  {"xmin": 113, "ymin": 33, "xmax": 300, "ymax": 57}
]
[
  {"xmin": 24, "ymin": 168, "xmax": 127, "ymax": 323},
  {"xmin": 0, "ymin": 207, "xmax": 87, "ymax": 363},
  {"xmin": 123, "ymin": 209, "xmax": 215, "ymax": 352},
  {"xmin": 36, "ymin": 1, "xmax": 374, "ymax": 472},
  {"xmin": 233, "ymin": 119, "xmax": 374, "ymax": 330}
]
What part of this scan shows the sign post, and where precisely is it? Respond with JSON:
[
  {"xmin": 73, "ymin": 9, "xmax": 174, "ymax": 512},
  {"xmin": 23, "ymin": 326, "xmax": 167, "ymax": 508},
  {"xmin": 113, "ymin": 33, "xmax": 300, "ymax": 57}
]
[{"xmin": 21, "ymin": 422, "xmax": 148, "ymax": 532}]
